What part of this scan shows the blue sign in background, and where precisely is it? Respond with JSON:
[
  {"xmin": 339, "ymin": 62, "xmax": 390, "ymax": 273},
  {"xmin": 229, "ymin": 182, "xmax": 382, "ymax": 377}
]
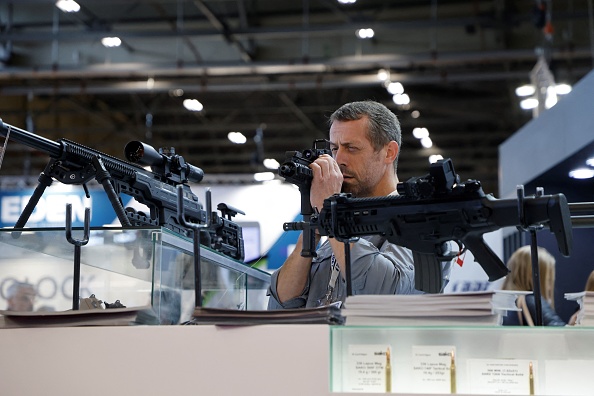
[{"xmin": 0, "ymin": 188, "xmax": 131, "ymax": 228}]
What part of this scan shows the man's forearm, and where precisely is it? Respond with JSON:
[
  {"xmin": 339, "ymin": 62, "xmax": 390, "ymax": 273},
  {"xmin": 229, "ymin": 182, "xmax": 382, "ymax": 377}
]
[{"xmin": 276, "ymin": 233, "xmax": 316, "ymax": 303}]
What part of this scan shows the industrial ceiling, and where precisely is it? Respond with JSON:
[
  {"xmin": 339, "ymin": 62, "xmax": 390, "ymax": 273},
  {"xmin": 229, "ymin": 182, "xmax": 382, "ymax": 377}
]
[{"xmin": 1, "ymin": 0, "xmax": 593, "ymax": 195}]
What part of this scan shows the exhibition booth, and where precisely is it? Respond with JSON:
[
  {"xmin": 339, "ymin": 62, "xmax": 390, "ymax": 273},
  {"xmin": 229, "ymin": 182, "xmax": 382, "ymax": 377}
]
[{"xmin": 1, "ymin": 71, "xmax": 594, "ymax": 396}]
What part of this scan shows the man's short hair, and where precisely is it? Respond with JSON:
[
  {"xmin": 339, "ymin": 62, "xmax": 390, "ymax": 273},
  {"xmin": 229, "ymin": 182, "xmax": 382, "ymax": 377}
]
[{"xmin": 329, "ymin": 100, "xmax": 402, "ymax": 172}]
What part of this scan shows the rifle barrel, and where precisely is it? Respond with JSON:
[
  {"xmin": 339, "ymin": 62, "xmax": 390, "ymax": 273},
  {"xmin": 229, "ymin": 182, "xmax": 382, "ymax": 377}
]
[{"xmin": 0, "ymin": 119, "xmax": 62, "ymax": 157}]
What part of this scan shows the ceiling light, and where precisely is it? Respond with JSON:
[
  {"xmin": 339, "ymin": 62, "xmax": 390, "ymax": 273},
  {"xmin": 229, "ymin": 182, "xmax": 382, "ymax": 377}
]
[
  {"xmin": 254, "ymin": 172, "xmax": 275, "ymax": 182},
  {"xmin": 101, "ymin": 37, "xmax": 122, "ymax": 48},
  {"xmin": 355, "ymin": 28, "xmax": 374, "ymax": 39},
  {"xmin": 387, "ymin": 82, "xmax": 404, "ymax": 95},
  {"xmin": 183, "ymin": 99, "xmax": 204, "ymax": 112},
  {"xmin": 263, "ymin": 158, "xmax": 280, "ymax": 169},
  {"xmin": 377, "ymin": 69, "xmax": 389, "ymax": 81},
  {"xmin": 392, "ymin": 93, "xmax": 410, "ymax": 105},
  {"xmin": 56, "ymin": 0, "xmax": 80, "ymax": 13},
  {"xmin": 555, "ymin": 83, "xmax": 572, "ymax": 95},
  {"xmin": 227, "ymin": 132, "xmax": 246, "ymax": 144},
  {"xmin": 586, "ymin": 157, "xmax": 594, "ymax": 167},
  {"xmin": 338, "ymin": 0, "xmax": 357, "ymax": 3},
  {"xmin": 411, "ymin": 110, "xmax": 420, "ymax": 119},
  {"xmin": 420, "ymin": 137, "xmax": 433, "ymax": 149},
  {"xmin": 169, "ymin": 89, "xmax": 184, "ymax": 97},
  {"xmin": 569, "ymin": 168, "xmax": 594, "ymax": 179},
  {"xmin": 515, "ymin": 84, "xmax": 536, "ymax": 97},
  {"xmin": 429, "ymin": 154, "xmax": 443, "ymax": 163},
  {"xmin": 520, "ymin": 98, "xmax": 538, "ymax": 110},
  {"xmin": 412, "ymin": 127, "xmax": 429, "ymax": 139}
]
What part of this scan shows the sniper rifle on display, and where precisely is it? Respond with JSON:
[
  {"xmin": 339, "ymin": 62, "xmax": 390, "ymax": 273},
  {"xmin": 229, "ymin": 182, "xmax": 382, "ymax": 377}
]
[{"xmin": 0, "ymin": 119, "xmax": 245, "ymax": 261}]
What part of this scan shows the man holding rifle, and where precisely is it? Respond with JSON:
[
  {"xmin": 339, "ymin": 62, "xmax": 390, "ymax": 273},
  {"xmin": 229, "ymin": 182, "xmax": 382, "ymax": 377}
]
[{"xmin": 268, "ymin": 100, "xmax": 437, "ymax": 309}]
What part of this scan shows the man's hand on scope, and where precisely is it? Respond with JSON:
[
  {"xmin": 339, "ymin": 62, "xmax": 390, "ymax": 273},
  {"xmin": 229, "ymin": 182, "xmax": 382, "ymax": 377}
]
[{"xmin": 309, "ymin": 154, "xmax": 343, "ymax": 213}]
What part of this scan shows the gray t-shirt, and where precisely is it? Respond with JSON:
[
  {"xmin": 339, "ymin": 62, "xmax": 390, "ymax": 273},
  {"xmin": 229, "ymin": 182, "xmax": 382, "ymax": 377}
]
[{"xmin": 267, "ymin": 235, "xmax": 421, "ymax": 309}]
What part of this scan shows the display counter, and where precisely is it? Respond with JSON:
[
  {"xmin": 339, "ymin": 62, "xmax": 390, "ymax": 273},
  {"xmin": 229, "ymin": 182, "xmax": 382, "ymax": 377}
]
[
  {"xmin": 1, "ymin": 324, "xmax": 594, "ymax": 396},
  {"xmin": 331, "ymin": 325, "xmax": 594, "ymax": 395}
]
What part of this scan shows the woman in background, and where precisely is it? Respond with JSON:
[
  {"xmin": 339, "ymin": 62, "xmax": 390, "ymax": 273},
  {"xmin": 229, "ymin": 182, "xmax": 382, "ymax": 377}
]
[{"xmin": 501, "ymin": 245, "xmax": 565, "ymax": 326}]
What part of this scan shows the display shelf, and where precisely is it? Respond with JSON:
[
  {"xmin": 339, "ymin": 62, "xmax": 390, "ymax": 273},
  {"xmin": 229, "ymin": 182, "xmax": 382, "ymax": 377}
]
[
  {"xmin": 0, "ymin": 227, "xmax": 271, "ymax": 322},
  {"xmin": 330, "ymin": 325, "xmax": 594, "ymax": 395},
  {"xmin": 155, "ymin": 227, "xmax": 271, "ymax": 319}
]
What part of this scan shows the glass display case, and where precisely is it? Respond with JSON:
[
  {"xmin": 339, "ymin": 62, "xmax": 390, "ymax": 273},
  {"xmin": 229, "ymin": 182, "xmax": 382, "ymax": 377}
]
[
  {"xmin": 154, "ymin": 227, "xmax": 271, "ymax": 322},
  {"xmin": 0, "ymin": 227, "xmax": 271, "ymax": 324},
  {"xmin": 330, "ymin": 325, "xmax": 594, "ymax": 395}
]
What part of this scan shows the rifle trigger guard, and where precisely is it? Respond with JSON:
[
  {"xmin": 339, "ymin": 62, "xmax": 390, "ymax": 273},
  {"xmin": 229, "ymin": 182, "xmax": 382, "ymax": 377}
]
[{"xmin": 438, "ymin": 240, "xmax": 464, "ymax": 261}]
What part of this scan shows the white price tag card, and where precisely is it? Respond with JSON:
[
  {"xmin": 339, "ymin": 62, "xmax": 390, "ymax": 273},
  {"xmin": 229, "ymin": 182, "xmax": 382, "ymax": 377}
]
[
  {"xmin": 467, "ymin": 358, "xmax": 536, "ymax": 395},
  {"xmin": 345, "ymin": 344, "xmax": 391, "ymax": 393},
  {"xmin": 411, "ymin": 345, "xmax": 456, "ymax": 394}
]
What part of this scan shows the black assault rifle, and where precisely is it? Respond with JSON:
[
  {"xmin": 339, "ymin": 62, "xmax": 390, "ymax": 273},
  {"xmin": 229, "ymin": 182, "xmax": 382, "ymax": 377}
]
[
  {"xmin": 0, "ymin": 119, "xmax": 245, "ymax": 261},
  {"xmin": 284, "ymin": 158, "xmax": 573, "ymax": 293},
  {"xmin": 278, "ymin": 139, "xmax": 331, "ymax": 257}
]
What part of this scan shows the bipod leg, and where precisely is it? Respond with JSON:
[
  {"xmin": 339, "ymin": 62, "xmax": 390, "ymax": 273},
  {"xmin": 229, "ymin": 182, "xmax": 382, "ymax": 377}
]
[
  {"xmin": 92, "ymin": 156, "xmax": 132, "ymax": 227},
  {"xmin": 12, "ymin": 163, "xmax": 54, "ymax": 238}
]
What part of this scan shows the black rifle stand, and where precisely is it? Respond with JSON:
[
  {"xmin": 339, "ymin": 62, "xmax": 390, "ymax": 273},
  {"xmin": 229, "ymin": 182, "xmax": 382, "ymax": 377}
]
[
  {"xmin": 176, "ymin": 184, "xmax": 208, "ymax": 308},
  {"xmin": 517, "ymin": 185, "xmax": 544, "ymax": 326},
  {"xmin": 65, "ymin": 203, "xmax": 90, "ymax": 310},
  {"xmin": 344, "ymin": 241, "xmax": 353, "ymax": 297}
]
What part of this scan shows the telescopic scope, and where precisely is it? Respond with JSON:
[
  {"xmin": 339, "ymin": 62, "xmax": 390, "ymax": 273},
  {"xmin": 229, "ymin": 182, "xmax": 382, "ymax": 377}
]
[{"xmin": 124, "ymin": 141, "xmax": 204, "ymax": 183}]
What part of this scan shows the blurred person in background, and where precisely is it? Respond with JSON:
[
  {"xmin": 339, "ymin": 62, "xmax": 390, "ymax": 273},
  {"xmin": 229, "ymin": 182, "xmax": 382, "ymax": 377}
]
[
  {"xmin": 5, "ymin": 281, "xmax": 36, "ymax": 311},
  {"xmin": 501, "ymin": 245, "xmax": 565, "ymax": 326}
]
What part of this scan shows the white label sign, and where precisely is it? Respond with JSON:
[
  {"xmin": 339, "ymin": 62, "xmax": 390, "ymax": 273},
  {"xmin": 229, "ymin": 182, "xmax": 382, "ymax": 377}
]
[{"xmin": 345, "ymin": 344, "xmax": 391, "ymax": 393}]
